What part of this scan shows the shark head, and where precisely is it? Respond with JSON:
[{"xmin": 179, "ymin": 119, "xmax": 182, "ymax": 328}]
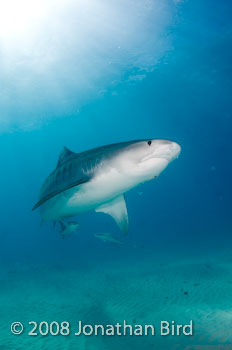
[{"xmin": 112, "ymin": 139, "xmax": 181, "ymax": 182}]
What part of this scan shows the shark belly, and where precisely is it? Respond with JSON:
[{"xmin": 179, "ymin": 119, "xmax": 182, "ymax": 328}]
[{"xmin": 40, "ymin": 168, "xmax": 139, "ymax": 221}]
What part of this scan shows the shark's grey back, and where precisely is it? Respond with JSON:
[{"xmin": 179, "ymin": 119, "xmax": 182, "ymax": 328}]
[{"xmin": 33, "ymin": 140, "xmax": 140, "ymax": 210}]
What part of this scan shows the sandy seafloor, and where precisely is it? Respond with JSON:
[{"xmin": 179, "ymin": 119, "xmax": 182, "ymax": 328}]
[{"xmin": 1, "ymin": 252, "xmax": 232, "ymax": 350}]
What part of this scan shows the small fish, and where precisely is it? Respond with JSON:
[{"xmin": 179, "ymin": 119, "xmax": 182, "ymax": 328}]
[
  {"xmin": 59, "ymin": 221, "xmax": 79, "ymax": 238},
  {"xmin": 94, "ymin": 233, "xmax": 124, "ymax": 245}
]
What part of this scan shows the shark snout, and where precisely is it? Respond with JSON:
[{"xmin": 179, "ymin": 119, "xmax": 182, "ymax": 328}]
[
  {"xmin": 169, "ymin": 141, "xmax": 181, "ymax": 159},
  {"xmin": 153, "ymin": 140, "xmax": 181, "ymax": 161}
]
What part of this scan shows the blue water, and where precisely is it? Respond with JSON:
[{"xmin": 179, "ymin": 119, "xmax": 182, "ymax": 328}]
[{"xmin": 0, "ymin": 0, "xmax": 232, "ymax": 349}]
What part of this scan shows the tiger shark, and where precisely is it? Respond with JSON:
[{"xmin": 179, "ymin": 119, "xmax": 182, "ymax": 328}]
[{"xmin": 33, "ymin": 139, "xmax": 181, "ymax": 235}]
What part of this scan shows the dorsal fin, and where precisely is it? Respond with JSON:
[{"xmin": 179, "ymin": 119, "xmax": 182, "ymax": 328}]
[{"xmin": 57, "ymin": 147, "xmax": 75, "ymax": 168}]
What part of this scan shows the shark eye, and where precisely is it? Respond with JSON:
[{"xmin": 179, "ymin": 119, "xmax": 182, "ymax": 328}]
[{"xmin": 147, "ymin": 140, "xmax": 152, "ymax": 146}]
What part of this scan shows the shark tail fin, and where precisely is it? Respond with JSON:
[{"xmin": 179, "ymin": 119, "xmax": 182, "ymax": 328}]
[{"xmin": 59, "ymin": 221, "xmax": 65, "ymax": 232}]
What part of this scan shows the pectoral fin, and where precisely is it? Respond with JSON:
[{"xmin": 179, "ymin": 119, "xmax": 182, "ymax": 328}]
[{"xmin": 95, "ymin": 195, "xmax": 129, "ymax": 235}]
